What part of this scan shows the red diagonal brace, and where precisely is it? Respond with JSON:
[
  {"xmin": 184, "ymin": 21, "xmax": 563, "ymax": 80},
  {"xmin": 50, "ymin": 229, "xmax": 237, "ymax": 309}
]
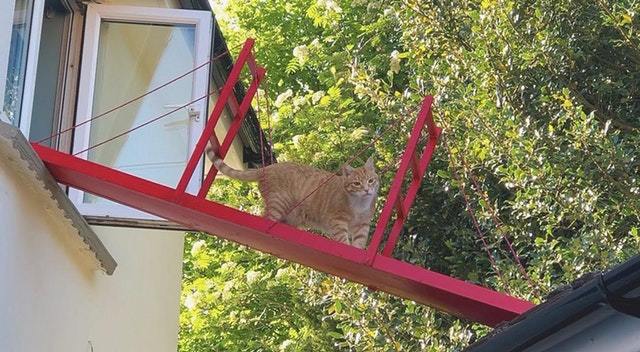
[{"xmin": 247, "ymin": 54, "xmax": 259, "ymax": 79}]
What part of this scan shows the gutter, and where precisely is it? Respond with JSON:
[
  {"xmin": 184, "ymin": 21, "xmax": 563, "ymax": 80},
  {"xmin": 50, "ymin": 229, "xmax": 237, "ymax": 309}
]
[{"xmin": 466, "ymin": 255, "xmax": 640, "ymax": 351}]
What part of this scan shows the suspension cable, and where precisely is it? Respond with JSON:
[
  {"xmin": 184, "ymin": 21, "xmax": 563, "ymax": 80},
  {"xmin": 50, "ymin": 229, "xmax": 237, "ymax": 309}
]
[
  {"xmin": 440, "ymin": 114, "xmax": 541, "ymax": 298},
  {"xmin": 74, "ymin": 89, "xmax": 218, "ymax": 156},
  {"xmin": 264, "ymin": 72, "xmax": 275, "ymax": 165},
  {"xmin": 458, "ymin": 149, "xmax": 541, "ymax": 298},
  {"xmin": 255, "ymin": 68, "xmax": 273, "ymax": 218},
  {"xmin": 36, "ymin": 45, "xmax": 242, "ymax": 146},
  {"xmin": 442, "ymin": 134, "xmax": 512, "ymax": 293}
]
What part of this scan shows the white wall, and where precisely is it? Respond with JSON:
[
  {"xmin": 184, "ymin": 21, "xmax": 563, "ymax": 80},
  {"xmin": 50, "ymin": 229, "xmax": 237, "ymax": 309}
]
[
  {"xmin": 0, "ymin": 160, "xmax": 97, "ymax": 352},
  {"xmin": 0, "ymin": 157, "xmax": 185, "ymax": 351},
  {"xmin": 89, "ymin": 226, "xmax": 185, "ymax": 352}
]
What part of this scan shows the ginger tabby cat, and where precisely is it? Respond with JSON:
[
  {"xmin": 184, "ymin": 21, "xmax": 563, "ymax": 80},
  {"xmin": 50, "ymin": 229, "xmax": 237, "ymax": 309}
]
[{"xmin": 212, "ymin": 155, "xmax": 379, "ymax": 248}]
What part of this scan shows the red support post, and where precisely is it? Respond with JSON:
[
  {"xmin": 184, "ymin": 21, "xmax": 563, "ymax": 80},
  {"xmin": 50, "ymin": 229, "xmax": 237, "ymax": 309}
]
[
  {"xmin": 411, "ymin": 152, "xmax": 422, "ymax": 181},
  {"xmin": 395, "ymin": 197, "xmax": 407, "ymax": 220},
  {"xmin": 247, "ymin": 54, "xmax": 259, "ymax": 79}
]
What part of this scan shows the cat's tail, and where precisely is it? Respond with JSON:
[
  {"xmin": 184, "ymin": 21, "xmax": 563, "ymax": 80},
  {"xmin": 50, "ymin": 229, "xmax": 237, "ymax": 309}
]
[{"xmin": 211, "ymin": 155, "xmax": 261, "ymax": 182}]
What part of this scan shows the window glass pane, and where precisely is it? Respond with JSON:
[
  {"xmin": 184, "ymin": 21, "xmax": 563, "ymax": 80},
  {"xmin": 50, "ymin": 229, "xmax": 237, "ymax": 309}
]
[
  {"xmin": 85, "ymin": 21, "xmax": 196, "ymax": 204},
  {"xmin": 3, "ymin": 0, "xmax": 34, "ymax": 126},
  {"xmin": 30, "ymin": 0, "xmax": 69, "ymax": 146}
]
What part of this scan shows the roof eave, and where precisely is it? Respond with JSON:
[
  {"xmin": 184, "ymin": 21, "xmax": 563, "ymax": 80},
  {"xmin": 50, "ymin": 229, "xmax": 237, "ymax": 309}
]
[
  {"xmin": 0, "ymin": 121, "xmax": 117, "ymax": 275},
  {"xmin": 466, "ymin": 255, "xmax": 640, "ymax": 351}
]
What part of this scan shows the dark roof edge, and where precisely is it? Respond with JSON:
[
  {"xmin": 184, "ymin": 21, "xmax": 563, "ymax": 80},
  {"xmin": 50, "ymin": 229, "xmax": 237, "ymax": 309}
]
[
  {"xmin": 466, "ymin": 255, "xmax": 640, "ymax": 351},
  {"xmin": 0, "ymin": 121, "xmax": 117, "ymax": 275},
  {"xmin": 182, "ymin": 0, "xmax": 275, "ymax": 166},
  {"xmin": 210, "ymin": 16, "xmax": 276, "ymax": 166}
]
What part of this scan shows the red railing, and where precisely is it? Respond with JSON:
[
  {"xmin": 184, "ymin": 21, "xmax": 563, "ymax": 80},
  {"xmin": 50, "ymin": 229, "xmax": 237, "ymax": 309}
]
[
  {"xmin": 175, "ymin": 38, "xmax": 266, "ymax": 198},
  {"xmin": 366, "ymin": 96, "xmax": 442, "ymax": 260}
]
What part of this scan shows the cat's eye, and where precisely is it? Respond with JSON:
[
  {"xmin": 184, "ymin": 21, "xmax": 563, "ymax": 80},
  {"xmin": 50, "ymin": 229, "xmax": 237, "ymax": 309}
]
[
  {"xmin": 368, "ymin": 178, "xmax": 374, "ymax": 184},
  {"xmin": 353, "ymin": 182, "xmax": 362, "ymax": 187}
]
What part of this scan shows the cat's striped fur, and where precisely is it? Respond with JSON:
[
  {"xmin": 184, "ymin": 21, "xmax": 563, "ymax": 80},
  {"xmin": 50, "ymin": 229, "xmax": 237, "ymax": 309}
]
[{"xmin": 212, "ymin": 156, "xmax": 379, "ymax": 249}]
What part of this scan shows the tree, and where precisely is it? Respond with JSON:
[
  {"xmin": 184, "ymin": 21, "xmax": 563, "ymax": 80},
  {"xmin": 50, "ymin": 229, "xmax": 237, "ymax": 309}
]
[{"xmin": 180, "ymin": 1, "xmax": 640, "ymax": 350}]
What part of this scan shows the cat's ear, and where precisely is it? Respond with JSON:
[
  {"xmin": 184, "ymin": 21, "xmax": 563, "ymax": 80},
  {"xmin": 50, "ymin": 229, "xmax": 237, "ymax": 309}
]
[
  {"xmin": 365, "ymin": 155, "xmax": 375, "ymax": 170},
  {"xmin": 340, "ymin": 164, "xmax": 355, "ymax": 176}
]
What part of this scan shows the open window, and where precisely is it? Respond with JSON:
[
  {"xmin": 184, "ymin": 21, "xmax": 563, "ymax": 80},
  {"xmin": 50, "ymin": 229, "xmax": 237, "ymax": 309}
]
[
  {"xmin": 1, "ymin": 1, "xmax": 271, "ymax": 226},
  {"xmin": 69, "ymin": 4, "xmax": 212, "ymax": 220}
]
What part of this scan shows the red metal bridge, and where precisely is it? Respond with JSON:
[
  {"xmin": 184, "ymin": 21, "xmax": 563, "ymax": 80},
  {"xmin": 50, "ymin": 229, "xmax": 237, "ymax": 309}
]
[{"xmin": 32, "ymin": 38, "xmax": 534, "ymax": 327}]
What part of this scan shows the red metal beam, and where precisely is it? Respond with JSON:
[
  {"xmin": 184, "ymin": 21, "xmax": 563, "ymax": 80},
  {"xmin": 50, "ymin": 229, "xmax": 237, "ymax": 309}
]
[{"xmin": 33, "ymin": 143, "xmax": 534, "ymax": 327}]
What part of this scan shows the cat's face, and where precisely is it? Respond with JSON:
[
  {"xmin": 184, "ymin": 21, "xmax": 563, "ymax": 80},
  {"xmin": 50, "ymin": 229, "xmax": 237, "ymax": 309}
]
[{"xmin": 343, "ymin": 156, "xmax": 379, "ymax": 198}]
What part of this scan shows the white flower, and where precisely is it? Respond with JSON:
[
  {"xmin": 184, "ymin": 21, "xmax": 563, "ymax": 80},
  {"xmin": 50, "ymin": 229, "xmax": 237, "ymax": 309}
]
[
  {"xmin": 275, "ymin": 268, "xmax": 289, "ymax": 279},
  {"xmin": 350, "ymin": 127, "xmax": 369, "ymax": 139},
  {"xmin": 190, "ymin": 240, "xmax": 206, "ymax": 256},
  {"xmin": 274, "ymin": 89, "xmax": 294, "ymax": 107},
  {"xmin": 220, "ymin": 261, "xmax": 237, "ymax": 271},
  {"xmin": 184, "ymin": 292, "xmax": 198, "ymax": 310},
  {"xmin": 390, "ymin": 50, "xmax": 401, "ymax": 74},
  {"xmin": 317, "ymin": 0, "xmax": 342, "ymax": 13},
  {"xmin": 292, "ymin": 45, "xmax": 309, "ymax": 64},
  {"xmin": 324, "ymin": 0, "xmax": 342, "ymax": 13},
  {"xmin": 311, "ymin": 90, "xmax": 325, "ymax": 104},
  {"xmin": 279, "ymin": 339, "xmax": 293, "ymax": 351},
  {"xmin": 293, "ymin": 95, "xmax": 307, "ymax": 107},
  {"xmin": 246, "ymin": 270, "xmax": 261, "ymax": 284},
  {"xmin": 223, "ymin": 281, "xmax": 234, "ymax": 292}
]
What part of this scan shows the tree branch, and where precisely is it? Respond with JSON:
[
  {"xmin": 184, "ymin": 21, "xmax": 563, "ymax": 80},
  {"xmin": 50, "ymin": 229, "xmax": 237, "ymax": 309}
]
[{"xmin": 567, "ymin": 82, "xmax": 639, "ymax": 132}]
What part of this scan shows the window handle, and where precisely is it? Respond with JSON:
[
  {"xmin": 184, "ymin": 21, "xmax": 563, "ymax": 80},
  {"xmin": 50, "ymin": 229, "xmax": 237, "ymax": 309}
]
[
  {"xmin": 162, "ymin": 104, "xmax": 201, "ymax": 122},
  {"xmin": 187, "ymin": 106, "xmax": 200, "ymax": 122}
]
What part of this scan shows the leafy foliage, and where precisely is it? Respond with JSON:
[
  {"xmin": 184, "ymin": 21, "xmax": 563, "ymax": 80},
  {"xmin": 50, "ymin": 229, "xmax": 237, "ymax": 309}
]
[{"xmin": 180, "ymin": 0, "xmax": 640, "ymax": 350}]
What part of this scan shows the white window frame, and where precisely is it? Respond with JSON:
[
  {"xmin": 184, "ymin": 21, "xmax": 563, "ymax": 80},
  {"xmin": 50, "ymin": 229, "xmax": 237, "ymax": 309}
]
[
  {"xmin": 70, "ymin": 4, "xmax": 212, "ymax": 220},
  {"xmin": 0, "ymin": 0, "xmax": 15, "ymax": 124},
  {"xmin": 0, "ymin": 0, "xmax": 45, "ymax": 130}
]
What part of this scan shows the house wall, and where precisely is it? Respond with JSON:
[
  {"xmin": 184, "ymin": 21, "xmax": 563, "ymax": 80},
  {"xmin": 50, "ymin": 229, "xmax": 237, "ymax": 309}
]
[
  {"xmin": 88, "ymin": 226, "xmax": 185, "ymax": 352},
  {"xmin": 0, "ymin": 160, "xmax": 97, "ymax": 352},
  {"xmin": 1, "ymin": 1, "xmax": 247, "ymax": 350},
  {"xmin": 0, "ymin": 155, "xmax": 185, "ymax": 352}
]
